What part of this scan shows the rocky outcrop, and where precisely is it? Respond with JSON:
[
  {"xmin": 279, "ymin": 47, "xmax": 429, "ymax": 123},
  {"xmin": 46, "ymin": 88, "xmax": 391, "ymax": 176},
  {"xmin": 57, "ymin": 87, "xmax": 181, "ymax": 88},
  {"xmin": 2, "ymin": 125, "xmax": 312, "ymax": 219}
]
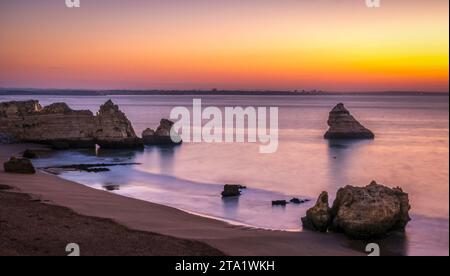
[
  {"xmin": 0, "ymin": 99, "xmax": 143, "ymax": 149},
  {"xmin": 142, "ymin": 119, "xmax": 182, "ymax": 146},
  {"xmin": 221, "ymin": 184, "xmax": 244, "ymax": 197},
  {"xmin": 3, "ymin": 157, "xmax": 36, "ymax": 174},
  {"xmin": 324, "ymin": 103, "xmax": 375, "ymax": 139},
  {"xmin": 301, "ymin": 192, "xmax": 331, "ymax": 232},
  {"xmin": 302, "ymin": 181, "xmax": 411, "ymax": 239}
]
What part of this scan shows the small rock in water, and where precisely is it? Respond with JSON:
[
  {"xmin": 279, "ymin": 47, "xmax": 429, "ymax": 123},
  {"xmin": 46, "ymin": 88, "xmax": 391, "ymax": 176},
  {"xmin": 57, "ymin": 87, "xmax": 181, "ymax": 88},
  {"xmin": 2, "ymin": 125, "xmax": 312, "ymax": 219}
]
[
  {"xmin": 3, "ymin": 157, "xmax": 36, "ymax": 174},
  {"xmin": 103, "ymin": 184, "xmax": 120, "ymax": 191},
  {"xmin": 22, "ymin": 149, "xmax": 38, "ymax": 159},
  {"xmin": 272, "ymin": 200, "xmax": 288, "ymax": 206},
  {"xmin": 85, "ymin": 168, "xmax": 110, "ymax": 173},
  {"xmin": 221, "ymin": 184, "xmax": 243, "ymax": 197}
]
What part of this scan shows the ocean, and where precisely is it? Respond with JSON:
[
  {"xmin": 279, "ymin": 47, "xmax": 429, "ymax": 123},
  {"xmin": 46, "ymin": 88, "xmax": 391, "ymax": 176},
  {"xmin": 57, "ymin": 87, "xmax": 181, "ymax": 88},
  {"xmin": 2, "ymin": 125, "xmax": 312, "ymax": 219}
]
[{"xmin": 1, "ymin": 94, "xmax": 448, "ymax": 256}]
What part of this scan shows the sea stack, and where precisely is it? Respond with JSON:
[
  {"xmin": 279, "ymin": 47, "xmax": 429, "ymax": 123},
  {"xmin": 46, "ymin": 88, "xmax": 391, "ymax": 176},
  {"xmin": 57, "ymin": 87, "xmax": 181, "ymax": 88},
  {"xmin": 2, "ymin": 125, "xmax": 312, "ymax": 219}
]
[
  {"xmin": 324, "ymin": 103, "xmax": 375, "ymax": 140},
  {"xmin": 142, "ymin": 119, "xmax": 182, "ymax": 146},
  {"xmin": 0, "ymin": 99, "xmax": 143, "ymax": 149},
  {"xmin": 302, "ymin": 181, "xmax": 411, "ymax": 239}
]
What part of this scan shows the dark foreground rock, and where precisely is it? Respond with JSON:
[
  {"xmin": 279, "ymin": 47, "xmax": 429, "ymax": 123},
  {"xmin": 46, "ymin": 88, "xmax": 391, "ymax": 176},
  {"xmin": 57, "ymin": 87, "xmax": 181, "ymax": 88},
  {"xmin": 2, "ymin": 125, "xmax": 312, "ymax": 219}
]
[
  {"xmin": 0, "ymin": 99, "xmax": 143, "ymax": 149},
  {"xmin": 3, "ymin": 157, "xmax": 36, "ymax": 174},
  {"xmin": 324, "ymin": 103, "xmax": 375, "ymax": 140},
  {"xmin": 221, "ymin": 184, "xmax": 245, "ymax": 197},
  {"xmin": 142, "ymin": 119, "xmax": 182, "ymax": 146},
  {"xmin": 301, "ymin": 192, "xmax": 331, "ymax": 232},
  {"xmin": 302, "ymin": 181, "xmax": 411, "ymax": 239}
]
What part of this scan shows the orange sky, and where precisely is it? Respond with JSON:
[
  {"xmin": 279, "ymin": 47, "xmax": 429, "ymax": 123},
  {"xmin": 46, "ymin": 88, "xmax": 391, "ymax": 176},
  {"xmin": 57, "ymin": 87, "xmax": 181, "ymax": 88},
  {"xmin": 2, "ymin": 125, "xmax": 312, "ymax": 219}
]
[{"xmin": 0, "ymin": 0, "xmax": 448, "ymax": 91}]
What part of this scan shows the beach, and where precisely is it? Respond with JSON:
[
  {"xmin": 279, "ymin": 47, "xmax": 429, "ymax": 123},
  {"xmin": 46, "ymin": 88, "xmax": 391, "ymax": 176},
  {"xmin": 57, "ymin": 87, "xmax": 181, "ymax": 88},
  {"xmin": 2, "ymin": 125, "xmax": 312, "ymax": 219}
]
[{"xmin": 0, "ymin": 143, "xmax": 364, "ymax": 256}]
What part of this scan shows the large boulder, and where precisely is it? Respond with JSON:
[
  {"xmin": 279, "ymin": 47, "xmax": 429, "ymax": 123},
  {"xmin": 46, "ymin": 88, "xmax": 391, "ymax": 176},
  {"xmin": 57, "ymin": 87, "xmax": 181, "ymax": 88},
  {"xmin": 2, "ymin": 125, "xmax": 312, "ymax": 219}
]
[
  {"xmin": 0, "ymin": 99, "xmax": 143, "ymax": 149},
  {"xmin": 301, "ymin": 192, "xmax": 331, "ymax": 232},
  {"xmin": 324, "ymin": 103, "xmax": 374, "ymax": 139},
  {"xmin": 330, "ymin": 181, "xmax": 411, "ymax": 239},
  {"xmin": 3, "ymin": 157, "xmax": 36, "ymax": 174},
  {"xmin": 142, "ymin": 119, "xmax": 182, "ymax": 146},
  {"xmin": 302, "ymin": 181, "xmax": 411, "ymax": 239}
]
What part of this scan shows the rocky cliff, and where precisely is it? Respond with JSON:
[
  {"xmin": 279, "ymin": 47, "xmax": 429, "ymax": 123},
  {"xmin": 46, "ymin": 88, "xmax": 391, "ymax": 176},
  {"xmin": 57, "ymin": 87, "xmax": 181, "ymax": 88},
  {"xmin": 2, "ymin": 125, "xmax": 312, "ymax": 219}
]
[
  {"xmin": 324, "ymin": 103, "xmax": 375, "ymax": 139},
  {"xmin": 302, "ymin": 181, "xmax": 411, "ymax": 239},
  {"xmin": 0, "ymin": 100, "xmax": 142, "ymax": 149}
]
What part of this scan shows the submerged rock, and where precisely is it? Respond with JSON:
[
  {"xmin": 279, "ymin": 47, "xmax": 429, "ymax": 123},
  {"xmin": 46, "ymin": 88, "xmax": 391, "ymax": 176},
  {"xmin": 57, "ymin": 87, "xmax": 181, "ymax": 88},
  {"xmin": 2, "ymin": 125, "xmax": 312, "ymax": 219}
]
[
  {"xmin": 302, "ymin": 181, "xmax": 411, "ymax": 239},
  {"xmin": 103, "ymin": 184, "xmax": 120, "ymax": 191},
  {"xmin": 272, "ymin": 200, "xmax": 288, "ymax": 206},
  {"xmin": 290, "ymin": 198, "xmax": 310, "ymax": 204},
  {"xmin": 221, "ymin": 184, "xmax": 243, "ymax": 197},
  {"xmin": 0, "ymin": 99, "xmax": 143, "ymax": 149},
  {"xmin": 324, "ymin": 103, "xmax": 375, "ymax": 140},
  {"xmin": 3, "ymin": 157, "xmax": 36, "ymax": 174},
  {"xmin": 142, "ymin": 119, "xmax": 182, "ymax": 146},
  {"xmin": 301, "ymin": 192, "xmax": 331, "ymax": 232}
]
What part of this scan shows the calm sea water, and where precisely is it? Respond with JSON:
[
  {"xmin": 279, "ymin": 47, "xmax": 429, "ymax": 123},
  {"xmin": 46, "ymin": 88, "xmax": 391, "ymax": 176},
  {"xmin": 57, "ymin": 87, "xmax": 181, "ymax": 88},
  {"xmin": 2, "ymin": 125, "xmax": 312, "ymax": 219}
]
[{"xmin": 2, "ymin": 94, "xmax": 448, "ymax": 256}]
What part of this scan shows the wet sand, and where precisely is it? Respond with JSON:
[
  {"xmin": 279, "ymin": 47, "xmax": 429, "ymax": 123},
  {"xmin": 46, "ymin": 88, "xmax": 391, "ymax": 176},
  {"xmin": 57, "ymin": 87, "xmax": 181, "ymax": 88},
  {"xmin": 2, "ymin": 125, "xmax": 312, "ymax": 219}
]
[{"xmin": 0, "ymin": 143, "xmax": 362, "ymax": 256}]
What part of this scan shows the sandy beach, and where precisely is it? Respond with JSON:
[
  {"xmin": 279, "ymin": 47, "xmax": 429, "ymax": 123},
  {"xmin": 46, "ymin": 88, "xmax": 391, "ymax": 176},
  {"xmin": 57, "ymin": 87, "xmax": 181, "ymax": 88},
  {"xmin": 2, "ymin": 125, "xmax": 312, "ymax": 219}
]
[{"xmin": 0, "ymin": 143, "xmax": 362, "ymax": 256}]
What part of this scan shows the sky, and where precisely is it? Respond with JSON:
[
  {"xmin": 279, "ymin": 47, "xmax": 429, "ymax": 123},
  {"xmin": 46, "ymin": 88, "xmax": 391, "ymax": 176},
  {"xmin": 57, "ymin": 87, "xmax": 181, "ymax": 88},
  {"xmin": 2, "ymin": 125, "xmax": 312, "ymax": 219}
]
[{"xmin": 0, "ymin": 0, "xmax": 448, "ymax": 92}]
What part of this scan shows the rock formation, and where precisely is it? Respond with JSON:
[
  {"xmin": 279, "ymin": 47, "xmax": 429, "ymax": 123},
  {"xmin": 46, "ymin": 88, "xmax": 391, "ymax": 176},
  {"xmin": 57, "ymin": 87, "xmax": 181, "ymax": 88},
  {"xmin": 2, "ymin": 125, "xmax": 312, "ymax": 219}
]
[
  {"xmin": 324, "ymin": 103, "xmax": 375, "ymax": 139},
  {"xmin": 142, "ymin": 119, "xmax": 182, "ymax": 146},
  {"xmin": 3, "ymin": 157, "xmax": 36, "ymax": 174},
  {"xmin": 302, "ymin": 181, "xmax": 411, "ymax": 239},
  {"xmin": 0, "ymin": 99, "xmax": 143, "ymax": 149},
  {"xmin": 221, "ymin": 184, "xmax": 243, "ymax": 197},
  {"xmin": 301, "ymin": 192, "xmax": 331, "ymax": 232}
]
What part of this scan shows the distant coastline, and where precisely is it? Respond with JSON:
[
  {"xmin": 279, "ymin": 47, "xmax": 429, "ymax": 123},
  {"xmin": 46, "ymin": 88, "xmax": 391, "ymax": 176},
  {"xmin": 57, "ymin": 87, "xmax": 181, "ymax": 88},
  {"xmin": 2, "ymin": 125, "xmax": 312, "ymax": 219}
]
[{"xmin": 0, "ymin": 88, "xmax": 448, "ymax": 97}]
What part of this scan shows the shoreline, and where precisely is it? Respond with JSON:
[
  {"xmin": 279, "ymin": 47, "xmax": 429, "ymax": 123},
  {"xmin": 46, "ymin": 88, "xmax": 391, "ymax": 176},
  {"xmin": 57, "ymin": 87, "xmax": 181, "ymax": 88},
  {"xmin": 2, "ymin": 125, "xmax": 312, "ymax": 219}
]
[{"xmin": 0, "ymin": 143, "xmax": 365, "ymax": 256}]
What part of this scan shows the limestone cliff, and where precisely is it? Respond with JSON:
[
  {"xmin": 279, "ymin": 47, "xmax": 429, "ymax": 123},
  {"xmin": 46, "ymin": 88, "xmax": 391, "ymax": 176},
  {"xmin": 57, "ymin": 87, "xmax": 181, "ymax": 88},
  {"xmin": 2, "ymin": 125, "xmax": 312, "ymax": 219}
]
[{"xmin": 0, "ymin": 100, "xmax": 142, "ymax": 149}]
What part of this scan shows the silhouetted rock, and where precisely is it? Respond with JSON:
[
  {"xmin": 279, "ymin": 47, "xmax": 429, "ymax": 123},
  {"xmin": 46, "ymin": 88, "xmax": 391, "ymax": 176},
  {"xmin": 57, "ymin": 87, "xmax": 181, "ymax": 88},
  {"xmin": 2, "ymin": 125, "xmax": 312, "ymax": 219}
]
[
  {"xmin": 290, "ymin": 198, "xmax": 310, "ymax": 204},
  {"xmin": 272, "ymin": 200, "xmax": 288, "ymax": 206},
  {"xmin": 22, "ymin": 149, "xmax": 38, "ymax": 159},
  {"xmin": 0, "ymin": 99, "xmax": 143, "ymax": 149},
  {"xmin": 221, "ymin": 184, "xmax": 242, "ymax": 197},
  {"xmin": 142, "ymin": 119, "xmax": 182, "ymax": 146},
  {"xmin": 301, "ymin": 192, "xmax": 331, "ymax": 232},
  {"xmin": 324, "ymin": 103, "xmax": 374, "ymax": 140},
  {"xmin": 302, "ymin": 181, "xmax": 411, "ymax": 239},
  {"xmin": 3, "ymin": 157, "xmax": 36, "ymax": 174}
]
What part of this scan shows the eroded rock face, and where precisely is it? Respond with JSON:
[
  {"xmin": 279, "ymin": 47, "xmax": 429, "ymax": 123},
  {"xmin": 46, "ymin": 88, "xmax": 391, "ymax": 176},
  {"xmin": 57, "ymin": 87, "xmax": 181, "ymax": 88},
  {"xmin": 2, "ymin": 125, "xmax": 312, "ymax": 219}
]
[
  {"xmin": 142, "ymin": 119, "xmax": 182, "ymax": 146},
  {"xmin": 324, "ymin": 103, "xmax": 375, "ymax": 140},
  {"xmin": 0, "ymin": 99, "xmax": 142, "ymax": 149},
  {"xmin": 301, "ymin": 192, "xmax": 331, "ymax": 232},
  {"xmin": 3, "ymin": 157, "xmax": 36, "ymax": 174},
  {"xmin": 330, "ymin": 181, "xmax": 411, "ymax": 239},
  {"xmin": 302, "ymin": 181, "xmax": 411, "ymax": 239}
]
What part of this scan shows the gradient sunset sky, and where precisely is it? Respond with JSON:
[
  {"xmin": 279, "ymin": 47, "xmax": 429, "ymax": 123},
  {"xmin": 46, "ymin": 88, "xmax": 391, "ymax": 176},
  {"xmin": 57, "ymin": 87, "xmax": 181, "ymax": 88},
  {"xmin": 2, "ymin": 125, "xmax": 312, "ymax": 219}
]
[{"xmin": 0, "ymin": 0, "xmax": 448, "ymax": 92}]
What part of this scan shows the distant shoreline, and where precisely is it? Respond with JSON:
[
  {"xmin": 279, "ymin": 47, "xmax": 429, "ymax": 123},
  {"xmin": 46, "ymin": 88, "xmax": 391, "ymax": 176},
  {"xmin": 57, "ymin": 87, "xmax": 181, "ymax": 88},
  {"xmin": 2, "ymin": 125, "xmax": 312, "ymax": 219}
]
[{"xmin": 0, "ymin": 89, "xmax": 448, "ymax": 97}]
